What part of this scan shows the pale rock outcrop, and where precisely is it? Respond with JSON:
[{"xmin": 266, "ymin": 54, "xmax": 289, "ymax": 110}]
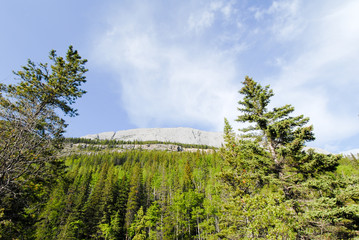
[
  {"xmin": 340, "ymin": 148, "xmax": 359, "ymax": 156},
  {"xmin": 82, "ymin": 127, "xmax": 224, "ymax": 148},
  {"xmin": 82, "ymin": 127, "xmax": 332, "ymax": 154}
]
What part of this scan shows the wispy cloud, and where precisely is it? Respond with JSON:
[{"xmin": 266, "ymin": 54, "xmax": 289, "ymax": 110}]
[
  {"xmin": 251, "ymin": 0, "xmax": 304, "ymax": 41},
  {"xmin": 188, "ymin": 1, "xmax": 235, "ymax": 33},
  {"xmin": 92, "ymin": 0, "xmax": 242, "ymax": 131},
  {"xmin": 265, "ymin": 0, "xmax": 359, "ymax": 151}
]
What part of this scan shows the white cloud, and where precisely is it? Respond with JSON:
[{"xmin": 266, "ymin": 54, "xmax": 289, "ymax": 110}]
[
  {"xmin": 268, "ymin": 0, "xmax": 359, "ymax": 151},
  {"xmin": 188, "ymin": 1, "xmax": 235, "ymax": 33},
  {"xmin": 188, "ymin": 10, "xmax": 215, "ymax": 32},
  {"xmin": 251, "ymin": 0, "xmax": 304, "ymax": 41},
  {"xmin": 91, "ymin": 0, "xmax": 359, "ymax": 152},
  {"xmin": 92, "ymin": 0, "xmax": 241, "ymax": 131}
]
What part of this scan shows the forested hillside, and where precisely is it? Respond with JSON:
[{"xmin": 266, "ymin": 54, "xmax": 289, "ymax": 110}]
[
  {"xmin": 35, "ymin": 150, "xmax": 221, "ymax": 239},
  {"xmin": 25, "ymin": 147, "xmax": 359, "ymax": 239},
  {"xmin": 1, "ymin": 62, "xmax": 359, "ymax": 240}
]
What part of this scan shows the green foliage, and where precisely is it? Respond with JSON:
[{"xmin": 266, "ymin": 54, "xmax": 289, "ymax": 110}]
[
  {"xmin": 34, "ymin": 150, "xmax": 222, "ymax": 239},
  {"xmin": 3, "ymin": 72, "xmax": 358, "ymax": 239},
  {"xmin": 217, "ymin": 76, "xmax": 359, "ymax": 239},
  {"xmin": 31, "ymin": 144, "xmax": 359, "ymax": 240},
  {"xmin": 128, "ymin": 207, "xmax": 146, "ymax": 239},
  {"xmin": 0, "ymin": 46, "xmax": 87, "ymax": 239},
  {"xmin": 125, "ymin": 162, "xmax": 144, "ymax": 230},
  {"xmin": 65, "ymin": 137, "xmax": 214, "ymax": 150}
]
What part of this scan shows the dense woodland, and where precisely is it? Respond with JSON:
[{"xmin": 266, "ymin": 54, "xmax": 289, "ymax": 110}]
[
  {"xmin": 2, "ymin": 145, "xmax": 359, "ymax": 239},
  {"xmin": 1, "ymin": 47, "xmax": 359, "ymax": 239}
]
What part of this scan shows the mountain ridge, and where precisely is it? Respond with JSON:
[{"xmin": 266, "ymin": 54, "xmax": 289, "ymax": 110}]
[
  {"xmin": 82, "ymin": 127, "xmax": 349, "ymax": 155},
  {"xmin": 82, "ymin": 127, "xmax": 224, "ymax": 148}
]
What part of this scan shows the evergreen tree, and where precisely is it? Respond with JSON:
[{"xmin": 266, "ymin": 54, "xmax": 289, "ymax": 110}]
[
  {"xmin": 183, "ymin": 159, "xmax": 194, "ymax": 191},
  {"xmin": 81, "ymin": 162, "xmax": 109, "ymax": 238},
  {"xmin": 112, "ymin": 174, "xmax": 130, "ymax": 239},
  {"xmin": 0, "ymin": 46, "xmax": 87, "ymax": 238},
  {"xmin": 0, "ymin": 45, "xmax": 87, "ymax": 197},
  {"xmin": 144, "ymin": 201, "xmax": 161, "ymax": 239},
  {"xmin": 218, "ymin": 119, "xmax": 295, "ymax": 239},
  {"xmin": 218, "ymin": 76, "xmax": 358, "ymax": 239},
  {"xmin": 125, "ymin": 162, "xmax": 144, "ymax": 235},
  {"xmin": 128, "ymin": 207, "xmax": 146, "ymax": 240},
  {"xmin": 27, "ymin": 145, "xmax": 358, "ymax": 239}
]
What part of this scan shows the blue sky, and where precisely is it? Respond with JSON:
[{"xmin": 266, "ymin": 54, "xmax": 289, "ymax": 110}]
[{"xmin": 1, "ymin": 0, "xmax": 358, "ymax": 153}]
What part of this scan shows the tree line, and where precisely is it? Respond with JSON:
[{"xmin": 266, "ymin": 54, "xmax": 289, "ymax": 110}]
[
  {"xmin": 65, "ymin": 138, "xmax": 214, "ymax": 150},
  {"xmin": 12, "ymin": 146, "xmax": 359, "ymax": 239}
]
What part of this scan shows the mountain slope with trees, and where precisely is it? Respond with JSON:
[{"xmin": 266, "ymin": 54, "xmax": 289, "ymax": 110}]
[
  {"xmin": 34, "ymin": 148, "xmax": 359, "ymax": 239},
  {"xmin": 1, "ymin": 70, "xmax": 358, "ymax": 239},
  {"xmin": 32, "ymin": 77, "xmax": 359, "ymax": 239}
]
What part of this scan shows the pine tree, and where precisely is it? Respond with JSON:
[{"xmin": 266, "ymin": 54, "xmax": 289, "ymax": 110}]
[
  {"xmin": 0, "ymin": 46, "xmax": 87, "ymax": 238},
  {"xmin": 128, "ymin": 207, "xmax": 146, "ymax": 240},
  {"xmin": 218, "ymin": 119, "xmax": 295, "ymax": 239},
  {"xmin": 0, "ymin": 46, "xmax": 87, "ymax": 197},
  {"xmin": 183, "ymin": 159, "xmax": 194, "ymax": 191},
  {"xmin": 218, "ymin": 76, "xmax": 358, "ymax": 238},
  {"xmin": 144, "ymin": 201, "xmax": 161, "ymax": 239},
  {"xmin": 111, "ymin": 174, "xmax": 130, "ymax": 240},
  {"xmin": 236, "ymin": 77, "xmax": 340, "ymax": 197},
  {"xmin": 125, "ymin": 162, "xmax": 144, "ymax": 234}
]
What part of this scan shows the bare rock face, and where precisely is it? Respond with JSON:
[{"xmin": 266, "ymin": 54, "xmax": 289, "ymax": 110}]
[
  {"xmin": 82, "ymin": 127, "xmax": 333, "ymax": 154},
  {"xmin": 340, "ymin": 148, "xmax": 359, "ymax": 156},
  {"xmin": 82, "ymin": 127, "xmax": 224, "ymax": 148},
  {"xmin": 303, "ymin": 146, "xmax": 332, "ymax": 155}
]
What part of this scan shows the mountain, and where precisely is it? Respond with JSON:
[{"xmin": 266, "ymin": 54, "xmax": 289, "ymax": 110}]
[
  {"xmin": 303, "ymin": 146, "xmax": 332, "ymax": 155},
  {"xmin": 82, "ymin": 127, "xmax": 224, "ymax": 148},
  {"xmin": 340, "ymin": 148, "xmax": 359, "ymax": 156},
  {"xmin": 82, "ymin": 127, "xmax": 334, "ymax": 155}
]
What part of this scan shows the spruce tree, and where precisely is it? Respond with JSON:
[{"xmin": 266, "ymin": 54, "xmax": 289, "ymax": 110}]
[
  {"xmin": 236, "ymin": 76, "xmax": 339, "ymax": 198},
  {"xmin": 125, "ymin": 162, "xmax": 144, "ymax": 233},
  {"xmin": 218, "ymin": 76, "xmax": 358, "ymax": 239},
  {"xmin": 218, "ymin": 119, "xmax": 295, "ymax": 239}
]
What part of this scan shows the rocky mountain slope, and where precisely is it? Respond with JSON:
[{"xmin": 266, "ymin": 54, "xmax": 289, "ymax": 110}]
[
  {"xmin": 340, "ymin": 148, "xmax": 359, "ymax": 156},
  {"xmin": 82, "ymin": 127, "xmax": 224, "ymax": 148},
  {"xmin": 81, "ymin": 127, "xmax": 339, "ymax": 155}
]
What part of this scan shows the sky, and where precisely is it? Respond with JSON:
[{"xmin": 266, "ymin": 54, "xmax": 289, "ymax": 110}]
[{"xmin": 0, "ymin": 0, "xmax": 358, "ymax": 153}]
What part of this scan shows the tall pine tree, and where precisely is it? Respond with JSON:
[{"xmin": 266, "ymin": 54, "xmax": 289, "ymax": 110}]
[{"xmin": 218, "ymin": 76, "xmax": 358, "ymax": 239}]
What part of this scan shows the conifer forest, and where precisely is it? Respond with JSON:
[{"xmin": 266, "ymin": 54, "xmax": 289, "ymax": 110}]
[{"xmin": 0, "ymin": 48, "xmax": 358, "ymax": 239}]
